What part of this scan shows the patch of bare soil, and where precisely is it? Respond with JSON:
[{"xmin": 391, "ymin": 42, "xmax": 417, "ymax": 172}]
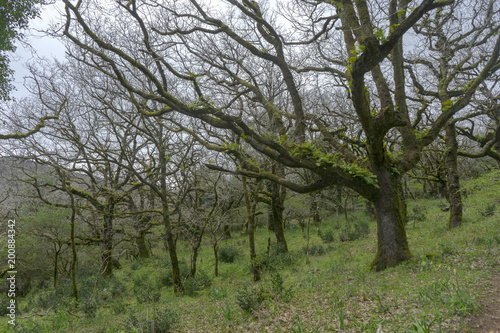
[{"xmin": 467, "ymin": 270, "xmax": 500, "ymax": 333}]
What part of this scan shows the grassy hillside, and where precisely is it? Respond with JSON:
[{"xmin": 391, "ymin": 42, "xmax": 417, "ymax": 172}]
[{"xmin": 1, "ymin": 170, "xmax": 499, "ymax": 333}]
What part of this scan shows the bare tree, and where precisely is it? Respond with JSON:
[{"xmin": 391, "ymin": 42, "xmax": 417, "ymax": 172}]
[
  {"xmin": 59, "ymin": 0, "xmax": 500, "ymax": 270},
  {"xmin": 407, "ymin": 0, "xmax": 500, "ymax": 227}
]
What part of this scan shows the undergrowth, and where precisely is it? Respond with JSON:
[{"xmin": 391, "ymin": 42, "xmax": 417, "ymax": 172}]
[{"xmin": 1, "ymin": 171, "xmax": 499, "ymax": 332}]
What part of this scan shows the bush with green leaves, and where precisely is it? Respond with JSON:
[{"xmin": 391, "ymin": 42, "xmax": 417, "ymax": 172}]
[
  {"xmin": 321, "ymin": 229, "xmax": 335, "ymax": 243},
  {"xmin": 257, "ymin": 244, "xmax": 301, "ymax": 272},
  {"xmin": 28, "ymin": 289, "xmax": 65, "ymax": 310},
  {"xmin": 408, "ymin": 204, "xmax": 428, "ymax": 223},
  {"xmin": 270, "ymin": 273, "xmax": 294, "ymax": 302},
  {"xmin": 339, "ymin": 217, "xmax": 371, "ymax": 242},
  {"xmin": 235, "ymin": 284, "xmax": 269, "ymax": 313},
  {"xmin": 75, "ymin": 273, "xmax": 125, "ymax": 304},
  {"xmin": 184, "ymin": 270, "xmax": 213, "ymax": 297},
  {"xmin": 131, "ymin": 260, "xmax": 188, "ymax": 291},
  {"xmin": 152, "ymin": 263, "xmax": 190, "ymax": 288},
  {"xmin": 81, "ymin": 299, "xmax": 98, "ymax": 318},
  {"xmin": 218, "ymin": 244, "xmax": 240, "ymax": 263},
  {"xmin": 133, "ymin": 283, "xmax": 162, "ymax": 303},
  {"xmin": 302, "ymin": 243, "xmax": 327, "ymax": 256},
  {"xmin": 481, "ymin": 203, "xmax": 496, "ymax": 217}
]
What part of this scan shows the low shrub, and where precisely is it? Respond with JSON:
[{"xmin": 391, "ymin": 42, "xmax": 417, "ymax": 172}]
[
  {"xmin": 270, "ymin": 273, "xmax": 294, "ymax": 302},
  {"xmin": 184, "ymin": 270, "xmax": 213, "ymax": 297},
  {"xmin": 235, "ymin": 285, "xmax": 269, "ymax": 313},
  {"xmin": 81, "ymin": 299, "xmax": 98, "ymax": 318},
  {"xmin": 321, "ymin": 229, "xmax": 335, "ymax": 243},
  {"xmin": 257, "ymin": 244, "xmax": 301, "ymax": 272},
  {"xmin": 481, "ymin": 203, "xmax": 496, "ymax": 217},
  {"xmin": 302, "ymin": 244, "xmax": 326, "ymax": 256},
  {"xmin": 339, "ymin": 219, "xmax": 370, "ymax": 242},
  {"xmin": 133, "ymin": 283, "xmax": 161, "ymax": 303},
  {"xmin": 408, "ymin": 204, "xmax": 428, "ymax": 223},
  {"xmin": 218, "ymin": 244, "xmax": 240, "ymax": 263},
  {"xmin": 28, "ymin": 289, "xmax": 63, "ymax": 310}
]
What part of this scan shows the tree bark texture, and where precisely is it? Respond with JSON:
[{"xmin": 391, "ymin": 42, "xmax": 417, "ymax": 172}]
[
  {"xmin": 243, "ymin": 177, "xmax": 262, "ymax": 282},
  {"xmin": 163, "ymin": 203, "xmax": 184, "ymax": 295},
  {"xmin": 445, "ymin": 122, "xmax": 463, "ymax": 228},
  {"xmin": 213, "ymin": 243, "xmax": 219, "ymax": 277},
  {"xmin": 135, "ymin": 229, "xmax": 150, "ymax": 259},
  {"xmin": 70, "ymin": 194, "xmax": 79, "ymax": 302},
  {"xmin": 101, "ymin": 213, "xmax": 114, "ymax": 276},
  {"xmin": 270, "ymin": 180, "xmax": 288, "ymax": 252},
  {"xmin": 371, "ymin": 168, "xmax": 412, "ymax": 271}
]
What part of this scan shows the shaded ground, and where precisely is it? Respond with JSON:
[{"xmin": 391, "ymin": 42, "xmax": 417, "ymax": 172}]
[{"xmin": 467, "ymin": 270, "xmax": 500, "ymax": 333}]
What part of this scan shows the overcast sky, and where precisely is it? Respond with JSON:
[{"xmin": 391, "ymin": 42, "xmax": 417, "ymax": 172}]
[{"xmin": 10, "ymin": 2, "xmax": 66, "ymax": 99}]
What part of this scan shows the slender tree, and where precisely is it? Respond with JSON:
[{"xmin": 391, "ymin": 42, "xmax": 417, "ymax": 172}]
[{"xmin": 242, "ymin": 176, "xmax": 264, "ymax": 281}]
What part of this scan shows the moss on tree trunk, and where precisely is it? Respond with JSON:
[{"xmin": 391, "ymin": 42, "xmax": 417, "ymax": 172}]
[
  {"xmin": 101, "ymin": 214, "xmax": 114, "ymax": 276},
  {"xmin": 370, "ymin": 167, "xmax": 412, "ymax": 271},
  {"xmin": 445, "ymin": 122, "xmax": 463, "ymax": 228}
]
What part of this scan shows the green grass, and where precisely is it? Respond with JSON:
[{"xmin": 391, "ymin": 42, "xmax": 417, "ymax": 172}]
[{"xmin": 1, "ymin": 172, "xmax": 499, "ymax": 332}]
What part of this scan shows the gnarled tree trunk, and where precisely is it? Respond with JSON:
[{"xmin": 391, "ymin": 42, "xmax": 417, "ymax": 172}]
[{"xmin": 371, "ymin": 167, "xmax": 412, "ymax": 271}]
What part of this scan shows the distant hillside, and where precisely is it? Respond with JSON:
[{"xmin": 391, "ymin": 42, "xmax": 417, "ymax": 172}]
[{"xmin": 0, "ymin": 157, "xmax": 53, "ymax": 219}]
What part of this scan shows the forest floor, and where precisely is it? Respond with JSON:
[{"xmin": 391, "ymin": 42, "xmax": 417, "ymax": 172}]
[
  {"xmin": 1, "ymin": 170, "xmax": 499, "ymax": 332},
  {"xmin": 467, "ymin": 269, "xmax": 500, "ymax": 333}
]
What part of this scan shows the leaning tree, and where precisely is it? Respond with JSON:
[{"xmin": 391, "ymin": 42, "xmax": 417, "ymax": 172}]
[{"xmin": 60, "ymin": 0, "xmax": 500, "ymax": 270}]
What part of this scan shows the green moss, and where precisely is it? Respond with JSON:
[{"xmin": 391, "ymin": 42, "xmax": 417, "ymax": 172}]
[{"xmin": 289, "ymin": 141, "xmax": 378, "ymax": 187}]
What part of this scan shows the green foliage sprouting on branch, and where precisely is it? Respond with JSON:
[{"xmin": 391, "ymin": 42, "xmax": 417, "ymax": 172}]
[
  {"xmin": 290, "ymin": 141, "xmax": 378, "ymax": 187},
  {"xmin": 0, "ymin": 0, "xmax": 42, "ymax": 100}
]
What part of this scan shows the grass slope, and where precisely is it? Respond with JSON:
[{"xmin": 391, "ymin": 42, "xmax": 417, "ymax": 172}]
[{"xmin": 1, "ymin": 170, "xmax": 499, "ymax": 333}]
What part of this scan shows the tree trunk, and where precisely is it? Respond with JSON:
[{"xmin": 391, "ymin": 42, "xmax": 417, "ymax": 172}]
[
  {"xmin": 213, "ymin": 243, "xmax": 219, "ymax": 277},
  {"xmin": 70, "ymin": 194, "xmax": 79, "ymax": 302},
  {"xmin": 243, "ymin": 177, "xmax": 261, "ymax": 282},
  {"xmin": 310, "ymin": 195, "xmax": 322, "ymax": 236},
  {"xmin": 101, "ymin": 214, "xmax": 113, "ymax": 276},
  {"xmin": 445, "ymin": 122, "xmax": 463, "ymax": 228},
  {"xmin": 53, "ymin": 243, "xmax": 59, "ymax": 295},
  {"xmin": 135, "ymin": 228, "xmax": 150, "ymax": 259},
  {"xmin": 270, "ymin": 181, "xmax": 288, "ymax": 252},
  {"xmin": 163, "ymin": 203, "xmax": 184, "ymax": 295},
  {"xmin": 189, "ymin": 245, "xmax": 199, "ymax": 278},
  {"xmin": 159, "ymin": 142, "xmax": 184, "ymax": 294},
  {"xmin": 267, "ymin": 210, "xmax": 273, "ymax": 231},
  {"xmin": 189, "ymin": 226, "xmax": 208, "ymax": 278},
  {"xmin": 370, "ymin": 168, "xmax": 412, "ymax": 271}
]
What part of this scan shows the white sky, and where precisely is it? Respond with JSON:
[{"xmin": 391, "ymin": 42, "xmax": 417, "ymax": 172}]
[{"xmin": 10, "ymin": 1, "xmax": 66, "ymax": 99}]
